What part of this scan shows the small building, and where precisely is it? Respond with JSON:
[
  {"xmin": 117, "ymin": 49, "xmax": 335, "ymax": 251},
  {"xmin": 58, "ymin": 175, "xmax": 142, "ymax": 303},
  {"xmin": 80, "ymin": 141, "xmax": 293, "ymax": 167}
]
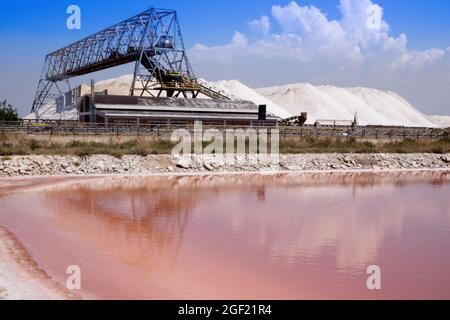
[
  {"xmin": 314, "ymin": 119, "xmax": 356, "ymax": 128},
  {"xmin": 79, "ymin": 95, "xmax": 279, "ymax": 126}
]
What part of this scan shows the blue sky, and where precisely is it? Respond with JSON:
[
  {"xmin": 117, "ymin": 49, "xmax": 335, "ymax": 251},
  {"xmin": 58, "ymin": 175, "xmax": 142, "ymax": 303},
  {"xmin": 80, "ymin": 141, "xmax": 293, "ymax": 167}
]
[
  {"xmin": 1, "ymin": 0, "xmax": 450, "ymax": 116},
  {"xmin": 2, "ymin": 0, "xmax": 450, "ymax": 49}
]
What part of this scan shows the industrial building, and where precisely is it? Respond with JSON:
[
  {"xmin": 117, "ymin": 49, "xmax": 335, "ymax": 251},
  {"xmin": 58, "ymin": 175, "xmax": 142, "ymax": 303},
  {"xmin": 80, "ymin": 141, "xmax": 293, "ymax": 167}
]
[
  {"xmin": 31, "ymin": 7, "xmax": 281, "ymax": 126},
  {"xmin": 79, "ymin": 95, "xmax": 277, "ymax": 126}
]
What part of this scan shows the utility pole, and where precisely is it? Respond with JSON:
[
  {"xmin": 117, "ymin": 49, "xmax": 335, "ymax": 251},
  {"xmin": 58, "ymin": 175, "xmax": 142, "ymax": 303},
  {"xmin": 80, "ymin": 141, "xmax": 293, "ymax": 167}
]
[
  {"xmin": 2, "ymin": 100, "xmax": 6, "ymax": 112},
  {"xmin": 90, "ymin": 79, "xmax": 95, "ymax": 123}
]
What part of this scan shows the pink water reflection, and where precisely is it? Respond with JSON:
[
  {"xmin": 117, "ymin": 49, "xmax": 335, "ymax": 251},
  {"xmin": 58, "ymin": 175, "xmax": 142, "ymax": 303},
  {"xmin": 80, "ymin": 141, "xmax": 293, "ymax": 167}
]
[{"xmin": 0, "ymin": 171, "xmax": 449, "ymax": 299}]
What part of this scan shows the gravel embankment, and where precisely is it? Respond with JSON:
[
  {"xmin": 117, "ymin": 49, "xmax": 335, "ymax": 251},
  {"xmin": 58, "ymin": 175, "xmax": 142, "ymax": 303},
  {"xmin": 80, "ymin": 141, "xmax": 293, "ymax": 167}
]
[{"xmin": 0, "ymin": 153, "xmax": 449, "ymax": 177}]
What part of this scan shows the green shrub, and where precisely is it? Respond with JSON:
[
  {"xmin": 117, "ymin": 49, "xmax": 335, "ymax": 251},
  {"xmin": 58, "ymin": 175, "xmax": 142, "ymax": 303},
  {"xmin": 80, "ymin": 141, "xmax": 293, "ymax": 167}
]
[
  {"xmin": 29, "ymin": 139, "xmax": 41, "ymax": 150},
  {"xmin": 0, "ymin": 104, "xmax": 19, "ymax": 121}
]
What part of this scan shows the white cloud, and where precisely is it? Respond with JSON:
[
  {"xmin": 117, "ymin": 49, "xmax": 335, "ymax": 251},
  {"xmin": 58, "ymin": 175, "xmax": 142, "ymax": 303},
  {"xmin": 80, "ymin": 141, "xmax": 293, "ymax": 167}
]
[
  {"xmin": 272, "ymin": 1, "xmax": 344, "ymax": 40},
  {"xmin": 271, "ymin": 1, "xmax": 362, "ymax": 63},
  {"xmin": 191, "ymin": 0, "xmax": 417, "ymax": 66},
  {"xmin": 189, "ymin": 0, "xmax": 450, "ymax": 115},
  {"xmin": 249, "ymin": 15, "xmax": 271, "ymax": 35},
  {"xmin": 390, "ymin": 48, "xmax": 447, "ymax": 71},
  {"xmin": 230, "ymin": 31, "xmax": 248, "ymax": 47}
]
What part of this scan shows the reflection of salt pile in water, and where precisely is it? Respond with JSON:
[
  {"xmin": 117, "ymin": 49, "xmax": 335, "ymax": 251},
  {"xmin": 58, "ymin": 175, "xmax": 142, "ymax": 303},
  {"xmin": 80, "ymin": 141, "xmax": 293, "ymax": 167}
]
[{"xmin": 25, "ymin": 74, "xmax": 448, "ymax": 128}]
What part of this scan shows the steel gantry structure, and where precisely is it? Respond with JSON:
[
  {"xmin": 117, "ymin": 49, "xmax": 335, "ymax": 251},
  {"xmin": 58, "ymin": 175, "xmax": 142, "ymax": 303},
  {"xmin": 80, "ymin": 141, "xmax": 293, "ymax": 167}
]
[{"xmin": 31, "ymin": 7, "xmax": 231, "ymax": 113}]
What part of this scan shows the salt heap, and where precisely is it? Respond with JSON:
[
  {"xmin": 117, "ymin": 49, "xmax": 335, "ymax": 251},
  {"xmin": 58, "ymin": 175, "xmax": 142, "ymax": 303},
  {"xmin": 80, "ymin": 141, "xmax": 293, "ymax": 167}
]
[
  {"xmin": 256, "ymin": 83, "xmax": 437, "ymax": 127},
  {"xmin": 24, "ymin": 100, "xmax": 78, "ymax": 121},
  {"xmin": 426, "ymin": 116, "xmax": 450, "ymax": 128},
  {"xmin": 95, "ymin": 74, "xmax": 134, "ymax": 95},
  {"xmin": 210, "ymin": 80, "xmax": 291, "ymax": 119},
  {"xmin": 25, "ymin": 74, "xmax": 447, "ymax": 128}
]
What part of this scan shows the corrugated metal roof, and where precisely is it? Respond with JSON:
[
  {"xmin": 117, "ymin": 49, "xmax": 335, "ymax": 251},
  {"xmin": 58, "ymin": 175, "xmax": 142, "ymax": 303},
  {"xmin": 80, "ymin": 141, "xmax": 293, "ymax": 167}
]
[
  {"xmin": 93, "ymin": 95, "xmax": 258, "ymax": 111},
  {"xmin": 97, "ymin": 110, "xmax": 278, "ymax": 121},
  {"xmin": 90, "ymin": 95, "xmax": 280, "ymax": 121},
  {"xmin": 94, "ymin": 104, "xmax": 258, "ymax": 114}
]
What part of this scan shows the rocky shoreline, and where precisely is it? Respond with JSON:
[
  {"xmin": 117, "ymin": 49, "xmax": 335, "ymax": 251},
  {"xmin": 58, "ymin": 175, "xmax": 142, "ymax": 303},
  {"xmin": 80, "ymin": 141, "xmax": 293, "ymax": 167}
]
[{"xmin": 0, "ymin": 153, "xmax": 449, "ymax": 177}]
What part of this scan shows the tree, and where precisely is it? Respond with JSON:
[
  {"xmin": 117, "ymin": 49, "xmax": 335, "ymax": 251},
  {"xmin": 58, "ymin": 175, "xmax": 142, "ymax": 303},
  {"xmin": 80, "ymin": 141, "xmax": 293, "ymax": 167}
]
[{"xmin": 0, "ymin": 100, "xmax": 19, "ymax": 121}]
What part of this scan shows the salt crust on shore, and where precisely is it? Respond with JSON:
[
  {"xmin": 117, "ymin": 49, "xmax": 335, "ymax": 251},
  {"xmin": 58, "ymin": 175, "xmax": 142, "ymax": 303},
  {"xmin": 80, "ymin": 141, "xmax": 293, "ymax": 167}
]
[{"xmin": 0, "ymin": 227, "xmax": 81, "ymax": 300}]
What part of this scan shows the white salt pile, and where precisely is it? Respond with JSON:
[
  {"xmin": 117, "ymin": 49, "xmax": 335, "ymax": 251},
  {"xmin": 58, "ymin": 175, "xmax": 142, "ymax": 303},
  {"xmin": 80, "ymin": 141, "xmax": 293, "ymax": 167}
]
[
  {"xmin": 256, "ymin": 83, "xmax": 437, "ymax": 127},
  {"xmin": 95, "ymin": 74, "xmax": 134, "ymax": 95},
  {"xmin": 24, "ymin": 100, "xmax": 78, "ymax": 121},
  {"xmin": 24, "ymin": 74, "xmax": 448, "ymax": 128},
  {"xmin": 210, "ymin": 80, "xmax": 292, "ymax": 118},
  {"xmin": 426, "ymin": 116, "xmax": 450, "ymax": 128}
]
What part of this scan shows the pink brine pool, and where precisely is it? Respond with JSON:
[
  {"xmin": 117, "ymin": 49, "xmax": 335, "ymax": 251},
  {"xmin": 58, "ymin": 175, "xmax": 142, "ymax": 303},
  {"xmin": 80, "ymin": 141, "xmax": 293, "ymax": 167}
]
[{"xmin": 0, "ymin": 171, "xmax": 449, "ymax": 299}]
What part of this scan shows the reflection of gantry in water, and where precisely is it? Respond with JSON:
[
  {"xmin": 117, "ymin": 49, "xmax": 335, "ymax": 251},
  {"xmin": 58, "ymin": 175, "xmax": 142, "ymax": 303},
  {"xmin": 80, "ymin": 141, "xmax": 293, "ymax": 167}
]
[
  {"xmin": 32, "ymin": 8, "xmax": 232, "ymax": 113},
  {"xmin": 45, "ymin": 183, "xmax": 193, "ymax": 273}
]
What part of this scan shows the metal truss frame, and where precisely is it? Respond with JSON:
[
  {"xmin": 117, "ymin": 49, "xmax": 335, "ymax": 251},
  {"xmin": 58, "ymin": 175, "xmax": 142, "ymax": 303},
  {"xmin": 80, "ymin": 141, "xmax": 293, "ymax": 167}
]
[{"xmin": 31, "ymin": 8, "xmax": 201, "ymax": 112}]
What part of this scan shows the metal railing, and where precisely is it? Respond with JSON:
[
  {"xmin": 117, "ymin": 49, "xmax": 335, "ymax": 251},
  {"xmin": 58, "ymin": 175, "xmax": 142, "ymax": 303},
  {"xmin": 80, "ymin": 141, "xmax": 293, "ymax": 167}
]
[{"xmin": 0, "ymin": 120, "xmax": 448, "ymax": 141}]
